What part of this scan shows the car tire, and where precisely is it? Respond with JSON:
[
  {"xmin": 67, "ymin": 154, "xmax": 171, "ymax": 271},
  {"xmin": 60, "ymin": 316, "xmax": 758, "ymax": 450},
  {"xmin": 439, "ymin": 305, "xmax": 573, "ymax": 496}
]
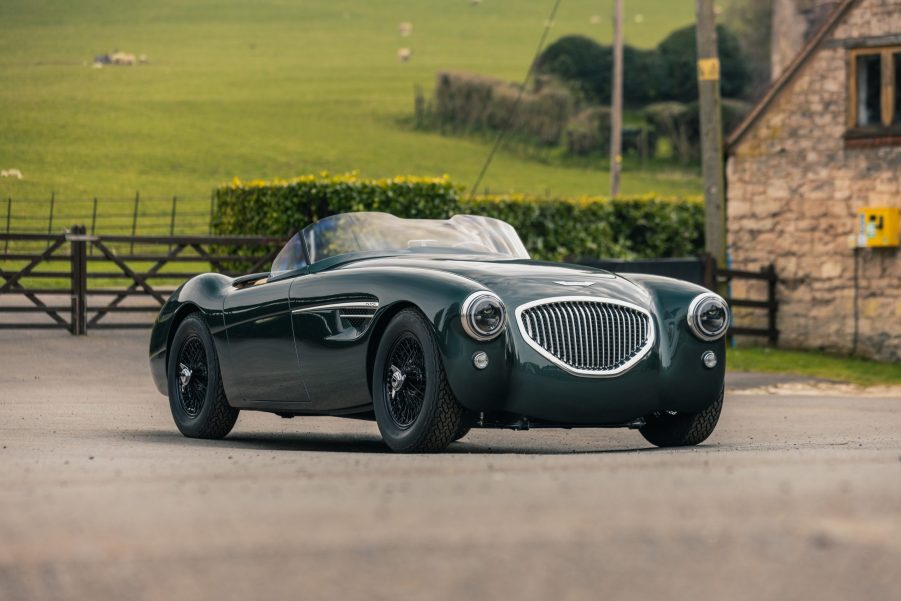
[
  {"xmin": 452, "ymin": 422, "xmax": 473, "ymax": 442},
  {"xmin": 372, "ymin": 309, "xmax": 465, "ymax": 453},
  {"xmin": 639, "ymin": 386, "xmax": 723, "ymax": 448},
  {"xmin": 167, "ymin": 314, "xmax": 239, "ymax": 439}
]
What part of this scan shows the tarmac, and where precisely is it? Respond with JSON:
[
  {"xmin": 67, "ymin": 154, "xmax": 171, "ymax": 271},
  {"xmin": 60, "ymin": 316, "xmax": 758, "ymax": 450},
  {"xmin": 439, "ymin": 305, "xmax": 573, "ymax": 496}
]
[{"xmin": 1, "ymin": 330, "xmax": 899, "ymax": 601}]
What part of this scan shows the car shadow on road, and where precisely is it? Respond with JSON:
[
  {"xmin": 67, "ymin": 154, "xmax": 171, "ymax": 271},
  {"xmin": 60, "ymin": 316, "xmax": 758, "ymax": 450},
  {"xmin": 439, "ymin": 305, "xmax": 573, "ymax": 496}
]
[{"xmin": 121, "ymin": 428, "xmax": 681, "ymax": 455}]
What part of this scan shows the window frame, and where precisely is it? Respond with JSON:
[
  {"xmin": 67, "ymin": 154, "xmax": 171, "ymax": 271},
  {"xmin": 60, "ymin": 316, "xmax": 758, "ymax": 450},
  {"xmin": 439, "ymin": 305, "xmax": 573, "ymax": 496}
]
[{"xmin": 847, "ymin": 46, "xmax": 899, "ymax": 132}]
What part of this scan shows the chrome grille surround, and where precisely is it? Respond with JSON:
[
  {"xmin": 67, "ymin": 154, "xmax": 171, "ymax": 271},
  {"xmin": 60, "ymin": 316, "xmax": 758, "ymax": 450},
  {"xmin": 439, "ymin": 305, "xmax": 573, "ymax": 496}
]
[{"xmin": 515, "ymin": 296, "xmax": 655, "ymax": 378}]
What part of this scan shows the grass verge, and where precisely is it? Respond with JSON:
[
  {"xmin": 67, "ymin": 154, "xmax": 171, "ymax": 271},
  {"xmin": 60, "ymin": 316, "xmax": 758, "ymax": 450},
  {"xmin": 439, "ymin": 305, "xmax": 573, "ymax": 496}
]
[{"xmin": 727, "ymin": 347, "xmax": 901, "ymax": 388}]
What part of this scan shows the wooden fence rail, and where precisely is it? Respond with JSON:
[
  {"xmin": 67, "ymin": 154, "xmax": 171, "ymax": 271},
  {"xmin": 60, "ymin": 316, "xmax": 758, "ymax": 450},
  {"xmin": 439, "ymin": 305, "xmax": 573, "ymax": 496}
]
[{"xmin": 0, "ymin": 227, "xmax": 284, "ymax": 334}]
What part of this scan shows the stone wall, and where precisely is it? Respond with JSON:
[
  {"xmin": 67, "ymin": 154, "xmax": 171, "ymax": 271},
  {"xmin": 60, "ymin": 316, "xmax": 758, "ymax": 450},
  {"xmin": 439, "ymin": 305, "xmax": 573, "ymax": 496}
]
[{"xmin": 728, "ymin": 0, "xmax": 901, "ymax": 360}]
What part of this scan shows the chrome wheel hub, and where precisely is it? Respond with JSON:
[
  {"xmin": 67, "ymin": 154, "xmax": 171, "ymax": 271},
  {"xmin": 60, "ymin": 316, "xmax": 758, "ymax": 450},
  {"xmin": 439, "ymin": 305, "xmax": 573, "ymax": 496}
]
[
  {"xmin": 179, "ymin": 363, "xmax": 193, "ymax": 391},
  {"xmin": 389, "ymin": 365, "xmax": 406, "ymax": 400}
]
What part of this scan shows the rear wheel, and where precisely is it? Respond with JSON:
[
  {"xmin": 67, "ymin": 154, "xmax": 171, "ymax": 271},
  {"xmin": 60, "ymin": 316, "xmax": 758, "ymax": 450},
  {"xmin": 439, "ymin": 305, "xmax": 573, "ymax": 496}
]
[
  {"xmin": 639, "ymin": 387, "xmax": 723, "ymax": 447},
  {"xmin": 167, "ymin": 315, "xmax": 239, "ymax": 439},
  {"xmin": 372, "ymin": 309, "xmax": 465, "ymax": 453}
]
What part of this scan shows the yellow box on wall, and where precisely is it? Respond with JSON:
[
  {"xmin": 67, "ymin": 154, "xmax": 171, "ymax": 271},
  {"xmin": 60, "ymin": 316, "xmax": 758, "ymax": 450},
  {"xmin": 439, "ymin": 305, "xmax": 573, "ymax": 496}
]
[{"xmin": 857, "ymin": 207, "xmax": 900, "ymax": 248}]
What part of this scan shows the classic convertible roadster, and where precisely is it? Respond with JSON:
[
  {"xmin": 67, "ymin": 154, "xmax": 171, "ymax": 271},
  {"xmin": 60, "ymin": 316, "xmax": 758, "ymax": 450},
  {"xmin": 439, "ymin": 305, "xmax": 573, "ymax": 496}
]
[{"xmin": 149, "ymin": 212, "xmax": 729, "ymax": 452}]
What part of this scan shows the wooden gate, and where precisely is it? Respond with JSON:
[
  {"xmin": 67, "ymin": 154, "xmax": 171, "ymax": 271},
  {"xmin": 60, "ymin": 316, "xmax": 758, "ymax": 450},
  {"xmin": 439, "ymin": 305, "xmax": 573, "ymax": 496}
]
[{"xmin": 0, "ymin": 227, "xmax": 285, "ymax": 334}]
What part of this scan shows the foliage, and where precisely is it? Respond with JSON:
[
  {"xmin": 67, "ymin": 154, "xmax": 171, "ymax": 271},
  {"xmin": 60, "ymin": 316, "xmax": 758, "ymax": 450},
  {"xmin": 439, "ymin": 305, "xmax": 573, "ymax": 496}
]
[
  {"xmin": 645, "ymin": 98, "xmax": 752, "ymax": 162},
  {"xmin": 213, "ymin": 173, "xmax": 704, "ymax": 263},
  {"xmin": 724, "ymin": 0, "xmax": 773, "ymax": 100},
  {"xmin": 535, "ymin": 25, "xmax": 751, "ymax": 107},
  {"xmin": 432, "ymin": 71, "xmax": 573, "ymax": 146},
  {"xmin": 655, "ymin": 24, "xmax": 750, "ymax": 103},
  {"xmin": 564, "ymin": 106, "xmax": 611, "ymax": 156},
  {"xmin": 727, "ymin": 347, "xmax": 901, "ymax": 388}
]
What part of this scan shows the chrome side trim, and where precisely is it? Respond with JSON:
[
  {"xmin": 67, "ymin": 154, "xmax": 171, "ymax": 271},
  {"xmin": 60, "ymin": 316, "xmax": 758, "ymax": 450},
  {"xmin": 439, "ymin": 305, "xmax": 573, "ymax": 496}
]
[
  {"xmin": 292, "ymin": 301, "xmax": 379, "ymax": 314},
  {"xmin": 514, "ymin": 296, "xmax": 655, "ymax": 378}
]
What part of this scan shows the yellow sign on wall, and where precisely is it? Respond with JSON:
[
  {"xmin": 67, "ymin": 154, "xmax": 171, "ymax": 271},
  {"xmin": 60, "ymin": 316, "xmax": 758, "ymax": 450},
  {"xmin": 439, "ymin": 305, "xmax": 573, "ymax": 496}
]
[{"xmin": 857, "ymin": 207, "xmax": 900, "ymax": 248}]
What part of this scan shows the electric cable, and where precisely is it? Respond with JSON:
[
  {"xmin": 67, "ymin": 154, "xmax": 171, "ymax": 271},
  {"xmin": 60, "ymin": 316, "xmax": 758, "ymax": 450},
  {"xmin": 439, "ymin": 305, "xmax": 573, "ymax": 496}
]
[{"xmin": 467, "ymin": 0, "xmax": 564, "ymax": 201}]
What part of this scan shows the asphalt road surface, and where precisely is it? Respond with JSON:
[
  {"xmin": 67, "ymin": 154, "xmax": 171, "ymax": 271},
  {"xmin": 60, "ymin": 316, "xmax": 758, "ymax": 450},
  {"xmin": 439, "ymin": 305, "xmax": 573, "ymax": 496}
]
[{"xmin": 1, "ymin": 331, "xmax": 900, "ymax": 601}]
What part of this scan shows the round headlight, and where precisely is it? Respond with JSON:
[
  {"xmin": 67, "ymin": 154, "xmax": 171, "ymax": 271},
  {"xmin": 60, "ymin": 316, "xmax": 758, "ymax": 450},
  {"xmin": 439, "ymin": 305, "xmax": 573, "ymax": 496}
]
[
  {"xmin": 461, "ymin": 292, "xmax": 506, "ymax": 341},
  {"xmin": 687, "ymin": 293, "xmax": 730, "ymax": 341}
]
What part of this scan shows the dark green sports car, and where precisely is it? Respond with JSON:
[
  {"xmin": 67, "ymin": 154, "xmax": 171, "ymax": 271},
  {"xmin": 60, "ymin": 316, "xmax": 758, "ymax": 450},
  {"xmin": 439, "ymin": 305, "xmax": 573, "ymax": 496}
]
[{"xmin": 149, "ymin": 212, "xmax": 729, "ymax": 452}]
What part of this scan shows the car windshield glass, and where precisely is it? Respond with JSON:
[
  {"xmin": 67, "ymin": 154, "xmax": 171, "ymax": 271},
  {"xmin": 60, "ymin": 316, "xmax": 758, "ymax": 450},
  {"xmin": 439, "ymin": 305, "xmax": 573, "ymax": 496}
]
[
  {"xmin": 301, "ymin": 212, "xmax": 530, "ymax": 263},
  {"xmin": 270, "ymin": 232, "xmax": 307, "ymax": 275}
]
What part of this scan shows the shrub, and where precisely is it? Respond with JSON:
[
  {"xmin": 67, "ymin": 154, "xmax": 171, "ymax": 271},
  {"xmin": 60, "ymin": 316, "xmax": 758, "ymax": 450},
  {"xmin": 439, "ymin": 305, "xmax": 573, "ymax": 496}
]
[
  {"xmin": 433, "ymin": 71, "xmax": 573, "ymax": 145},
  {"xmin": 644, "ymin": 98, "xmax": 751, "ymax": 162},
  {"xmin": 564, "ymin": 106, "xmax": 611, "ymax": 156},
  {"xmin": 535, "ymin": 26, "xmax": 750, "ymax": 106},
  {"xmin": 212, "ymin": 174, "xmax": 704, "ymax": 263},
  {"xmin": 655, "ymin": 24, "xmax": 750, "ymax": 102}
]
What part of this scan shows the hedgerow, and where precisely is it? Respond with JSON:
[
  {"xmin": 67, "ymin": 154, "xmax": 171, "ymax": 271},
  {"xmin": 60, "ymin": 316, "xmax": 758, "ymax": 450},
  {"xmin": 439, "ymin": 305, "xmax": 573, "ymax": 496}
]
[{"xmin": 212, "ymin": 173, "xmax": 703, "ymax": 262}]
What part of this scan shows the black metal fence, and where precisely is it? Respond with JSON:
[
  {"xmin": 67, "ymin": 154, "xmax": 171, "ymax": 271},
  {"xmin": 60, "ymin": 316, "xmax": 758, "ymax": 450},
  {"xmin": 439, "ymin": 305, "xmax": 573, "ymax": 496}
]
[
  {"xmin": 0, "ymin": 227, "xmax": 283, "ymax": 334},
  {"xmin": 571, "ymin": 254, "xmax": 778, "ymax": 343},
  {"xmin": 2, "ymin": 194, "xmax": 215, "ymax": 239}
]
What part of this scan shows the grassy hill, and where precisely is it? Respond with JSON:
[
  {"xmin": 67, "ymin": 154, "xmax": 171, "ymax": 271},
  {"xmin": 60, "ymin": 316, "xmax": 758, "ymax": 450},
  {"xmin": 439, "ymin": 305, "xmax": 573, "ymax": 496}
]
[{"xmin": 0, "ymin": 0, "xmax": 700, "ymax": 209}]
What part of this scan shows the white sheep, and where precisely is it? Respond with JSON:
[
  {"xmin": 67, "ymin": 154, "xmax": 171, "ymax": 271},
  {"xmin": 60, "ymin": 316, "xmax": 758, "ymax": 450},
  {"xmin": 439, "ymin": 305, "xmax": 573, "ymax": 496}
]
[
  {"xmin": 397, "ymin": 48, "xmax": 413, "ymax": 63},
  {"xmin": 398, "ymin": 22, "xmax": 413, "ymax": 37},
  {"xmin": 0, "ymin": 169, "xmax": 23, "ymax": 179}
]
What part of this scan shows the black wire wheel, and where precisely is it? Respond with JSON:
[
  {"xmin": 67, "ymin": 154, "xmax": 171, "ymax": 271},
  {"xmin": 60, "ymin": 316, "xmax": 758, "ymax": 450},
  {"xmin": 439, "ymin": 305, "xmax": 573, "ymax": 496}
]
[
  {"xmin": 372, "ymin": 309, "xmax": 465, "ymax": 453},
  {"xmin": 384, "ymin": 334, "xmax": 427, "ymax": 429},
  {"xmin": 167, "ymin": 314, "xmax": 239, "ymax": 439},
  {"xmin": 175, "ymin": 335, "xmax": 208, "ymax": 418}
]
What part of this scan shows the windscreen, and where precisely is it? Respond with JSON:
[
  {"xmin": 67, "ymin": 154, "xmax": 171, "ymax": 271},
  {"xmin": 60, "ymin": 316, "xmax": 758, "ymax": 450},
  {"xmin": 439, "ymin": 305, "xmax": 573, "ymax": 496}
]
[{"xmin": 301, "ymin": 212, "xmax": 530, "ymax": 264}]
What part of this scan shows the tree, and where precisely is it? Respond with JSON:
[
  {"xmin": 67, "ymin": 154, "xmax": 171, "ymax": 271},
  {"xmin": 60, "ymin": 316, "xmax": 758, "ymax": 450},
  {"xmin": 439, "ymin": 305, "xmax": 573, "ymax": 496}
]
[
  {"xmin": 655, "ymin": 24, "xmax": 750, "ymax": 102},
  {"xmin": 724, "ymin": 0, "xmax": 773, "ymax": 100}
]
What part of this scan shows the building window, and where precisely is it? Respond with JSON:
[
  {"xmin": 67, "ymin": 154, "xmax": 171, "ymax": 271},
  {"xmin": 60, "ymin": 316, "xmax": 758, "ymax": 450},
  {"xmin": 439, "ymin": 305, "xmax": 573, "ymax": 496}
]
[{"xmin": 848, "ymin": 47, "xmax": 899, "ymax": 133}]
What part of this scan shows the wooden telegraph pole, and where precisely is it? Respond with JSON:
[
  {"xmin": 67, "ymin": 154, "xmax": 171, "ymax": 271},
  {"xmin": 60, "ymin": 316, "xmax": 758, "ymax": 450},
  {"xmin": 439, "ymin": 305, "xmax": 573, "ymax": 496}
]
[
  {"xmin": 695, "ymin": 0, "xmax": 726, "ymax": 266},
  {"xmin": 609, "ymin": 0, "xmax": 624, "ymax": 198}
]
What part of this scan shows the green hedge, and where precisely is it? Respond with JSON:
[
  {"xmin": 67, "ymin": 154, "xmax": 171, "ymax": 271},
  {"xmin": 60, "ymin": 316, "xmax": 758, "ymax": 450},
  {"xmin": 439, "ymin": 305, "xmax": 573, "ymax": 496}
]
[{"xmin": 212, "ymin": 173, "xmax": 703, "ymax": 263}]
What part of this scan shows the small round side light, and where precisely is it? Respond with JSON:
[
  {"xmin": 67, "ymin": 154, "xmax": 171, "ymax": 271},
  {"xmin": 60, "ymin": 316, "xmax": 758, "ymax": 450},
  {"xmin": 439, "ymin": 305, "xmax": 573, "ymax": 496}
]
[
  {"xmin": 472, "ymin": 351, "xmax": 489, "ymax": 370},
  {"xmin": 702, "ymin": 351, "xmax": 717, "ymax": 369}
]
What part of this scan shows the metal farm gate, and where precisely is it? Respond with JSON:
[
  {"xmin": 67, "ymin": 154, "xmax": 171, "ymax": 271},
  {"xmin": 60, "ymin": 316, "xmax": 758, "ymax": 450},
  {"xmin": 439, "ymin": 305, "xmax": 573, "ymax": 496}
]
[{"xmin": 0, "ymin": 226, "xmax": 284, "ymax": 334}]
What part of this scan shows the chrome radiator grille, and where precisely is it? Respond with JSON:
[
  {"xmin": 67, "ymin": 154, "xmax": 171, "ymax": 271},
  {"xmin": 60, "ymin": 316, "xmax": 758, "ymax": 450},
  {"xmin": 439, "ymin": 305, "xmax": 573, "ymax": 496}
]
[{"xmin": 516, "ymin": 298, "xmax": 654, "ymax": 376}]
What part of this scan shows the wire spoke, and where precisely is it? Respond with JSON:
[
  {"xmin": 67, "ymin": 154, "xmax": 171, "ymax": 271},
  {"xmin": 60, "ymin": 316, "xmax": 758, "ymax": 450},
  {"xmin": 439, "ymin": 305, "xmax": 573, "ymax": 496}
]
[{"xmin": 384, "ymin": 334, "xmax": 427, "ymax": 428}]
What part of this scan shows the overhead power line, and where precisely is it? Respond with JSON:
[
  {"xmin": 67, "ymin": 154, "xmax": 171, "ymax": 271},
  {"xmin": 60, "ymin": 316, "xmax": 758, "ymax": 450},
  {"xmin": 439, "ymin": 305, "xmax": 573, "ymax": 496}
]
[{"xmin": 467, "ymin": 0, "xmax": 564, "ymax": 201}]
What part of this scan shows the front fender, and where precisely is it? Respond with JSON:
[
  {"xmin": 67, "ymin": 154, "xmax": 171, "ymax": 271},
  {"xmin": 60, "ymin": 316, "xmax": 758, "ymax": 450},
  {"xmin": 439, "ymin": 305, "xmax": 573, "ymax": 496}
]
[{"xmin": 148, "ymin": 273, "xmax": 232, "ymax": 395}]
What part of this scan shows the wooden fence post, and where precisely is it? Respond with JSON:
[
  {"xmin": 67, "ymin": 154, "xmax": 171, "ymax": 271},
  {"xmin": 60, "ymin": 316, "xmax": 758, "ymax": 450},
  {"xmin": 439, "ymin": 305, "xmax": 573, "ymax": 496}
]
[
  {"xmin": 766, "ymin": 263, "xmax": 778, "ymax": 345},
  {"xmin": 4, "ymin": 197, "xmax": 10, "ymax": 254},
  {"xmin": 69, "ymin": 225, "xmax": 88, "ymax": 335},
  {"xmin": 130, "ymin": 192, "xmax": 140, "ymax": 253}
]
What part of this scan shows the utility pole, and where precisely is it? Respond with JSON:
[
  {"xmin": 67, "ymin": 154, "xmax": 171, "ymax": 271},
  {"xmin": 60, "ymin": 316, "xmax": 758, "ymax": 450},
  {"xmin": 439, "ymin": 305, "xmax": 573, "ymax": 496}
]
[
  {"xmin": 609, "ymin": 0, "xmax": 624, "ymax": 198},
  {"xmin": 695, "ymin": 0, "xmax": 726, "ymax": 266}
]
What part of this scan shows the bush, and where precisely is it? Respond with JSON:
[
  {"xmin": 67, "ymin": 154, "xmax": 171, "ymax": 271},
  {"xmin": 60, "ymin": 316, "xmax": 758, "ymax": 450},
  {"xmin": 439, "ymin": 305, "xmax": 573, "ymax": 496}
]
[
  {"xmin": 564, "ymin": 106, "xmax": 611, "ymax": 155},
  {"xmin": 645, "ymin": 98, "xmax": 752, "ymax": 162},
  {"xmin": 535, "ymin": 25, "xmax": 750, "ymax": 107},
  {"xmin": 212, "ymin": 173, "xmax": 704, "ymax": 263},
  {"xmin": 655, "ymin": 24, "xmax": 750, "ymax": 102},
  {"xmin": 433, "ymin": 71, "xmax": 573, "ymax": 145}
]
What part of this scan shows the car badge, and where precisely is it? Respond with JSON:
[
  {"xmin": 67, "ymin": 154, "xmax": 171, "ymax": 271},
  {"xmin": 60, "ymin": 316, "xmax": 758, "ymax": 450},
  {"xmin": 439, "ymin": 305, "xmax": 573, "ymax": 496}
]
[{"xmin": 554, "ymin": 281, "xmax": 595, "ymax": 287}]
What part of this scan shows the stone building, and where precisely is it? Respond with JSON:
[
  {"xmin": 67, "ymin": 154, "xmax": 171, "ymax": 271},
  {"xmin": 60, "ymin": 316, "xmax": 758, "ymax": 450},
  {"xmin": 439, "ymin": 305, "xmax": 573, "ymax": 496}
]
[{"xmin": 727, "ymin": 0, "xmax": 901, "ymax": 360}]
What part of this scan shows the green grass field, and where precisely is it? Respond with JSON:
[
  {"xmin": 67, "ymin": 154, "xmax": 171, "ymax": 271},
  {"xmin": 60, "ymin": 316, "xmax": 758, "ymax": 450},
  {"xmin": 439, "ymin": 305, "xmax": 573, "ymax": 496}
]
[{"xmin": 0, "ymin": 0, "xmax": 701, "ymax": 217}]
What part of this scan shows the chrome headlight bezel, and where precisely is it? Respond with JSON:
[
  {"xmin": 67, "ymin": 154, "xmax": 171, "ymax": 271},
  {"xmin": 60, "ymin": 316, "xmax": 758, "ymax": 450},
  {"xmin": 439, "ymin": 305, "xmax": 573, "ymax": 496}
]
[
  {"xmin": 461, "ymin": 291, "xmax": 506, "ymax": 341},
  {"xmin": 687, "ymin": 292, "xmax": 730, "ymax": 341}
]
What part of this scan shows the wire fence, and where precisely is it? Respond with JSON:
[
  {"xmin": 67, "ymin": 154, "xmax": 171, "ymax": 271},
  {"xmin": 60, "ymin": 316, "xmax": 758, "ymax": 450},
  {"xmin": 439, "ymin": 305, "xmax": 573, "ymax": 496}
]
[{"xmin": 2, "ymin": 193, "xmax": 216, "ymax": 238}]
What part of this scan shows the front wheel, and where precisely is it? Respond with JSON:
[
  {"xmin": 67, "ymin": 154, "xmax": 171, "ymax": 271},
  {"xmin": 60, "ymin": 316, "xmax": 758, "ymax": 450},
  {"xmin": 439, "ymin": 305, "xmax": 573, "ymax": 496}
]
[
  {"xmin": 372, "ymin": 309, "xmax": 466, "ymax": 453},
  {"xmin": 639, "ymin": 387, "xmax": 724, "ymax": 447},
  {"xmin": 167, "ymin": 315, "xmax": 239, "ymax": 439}
]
